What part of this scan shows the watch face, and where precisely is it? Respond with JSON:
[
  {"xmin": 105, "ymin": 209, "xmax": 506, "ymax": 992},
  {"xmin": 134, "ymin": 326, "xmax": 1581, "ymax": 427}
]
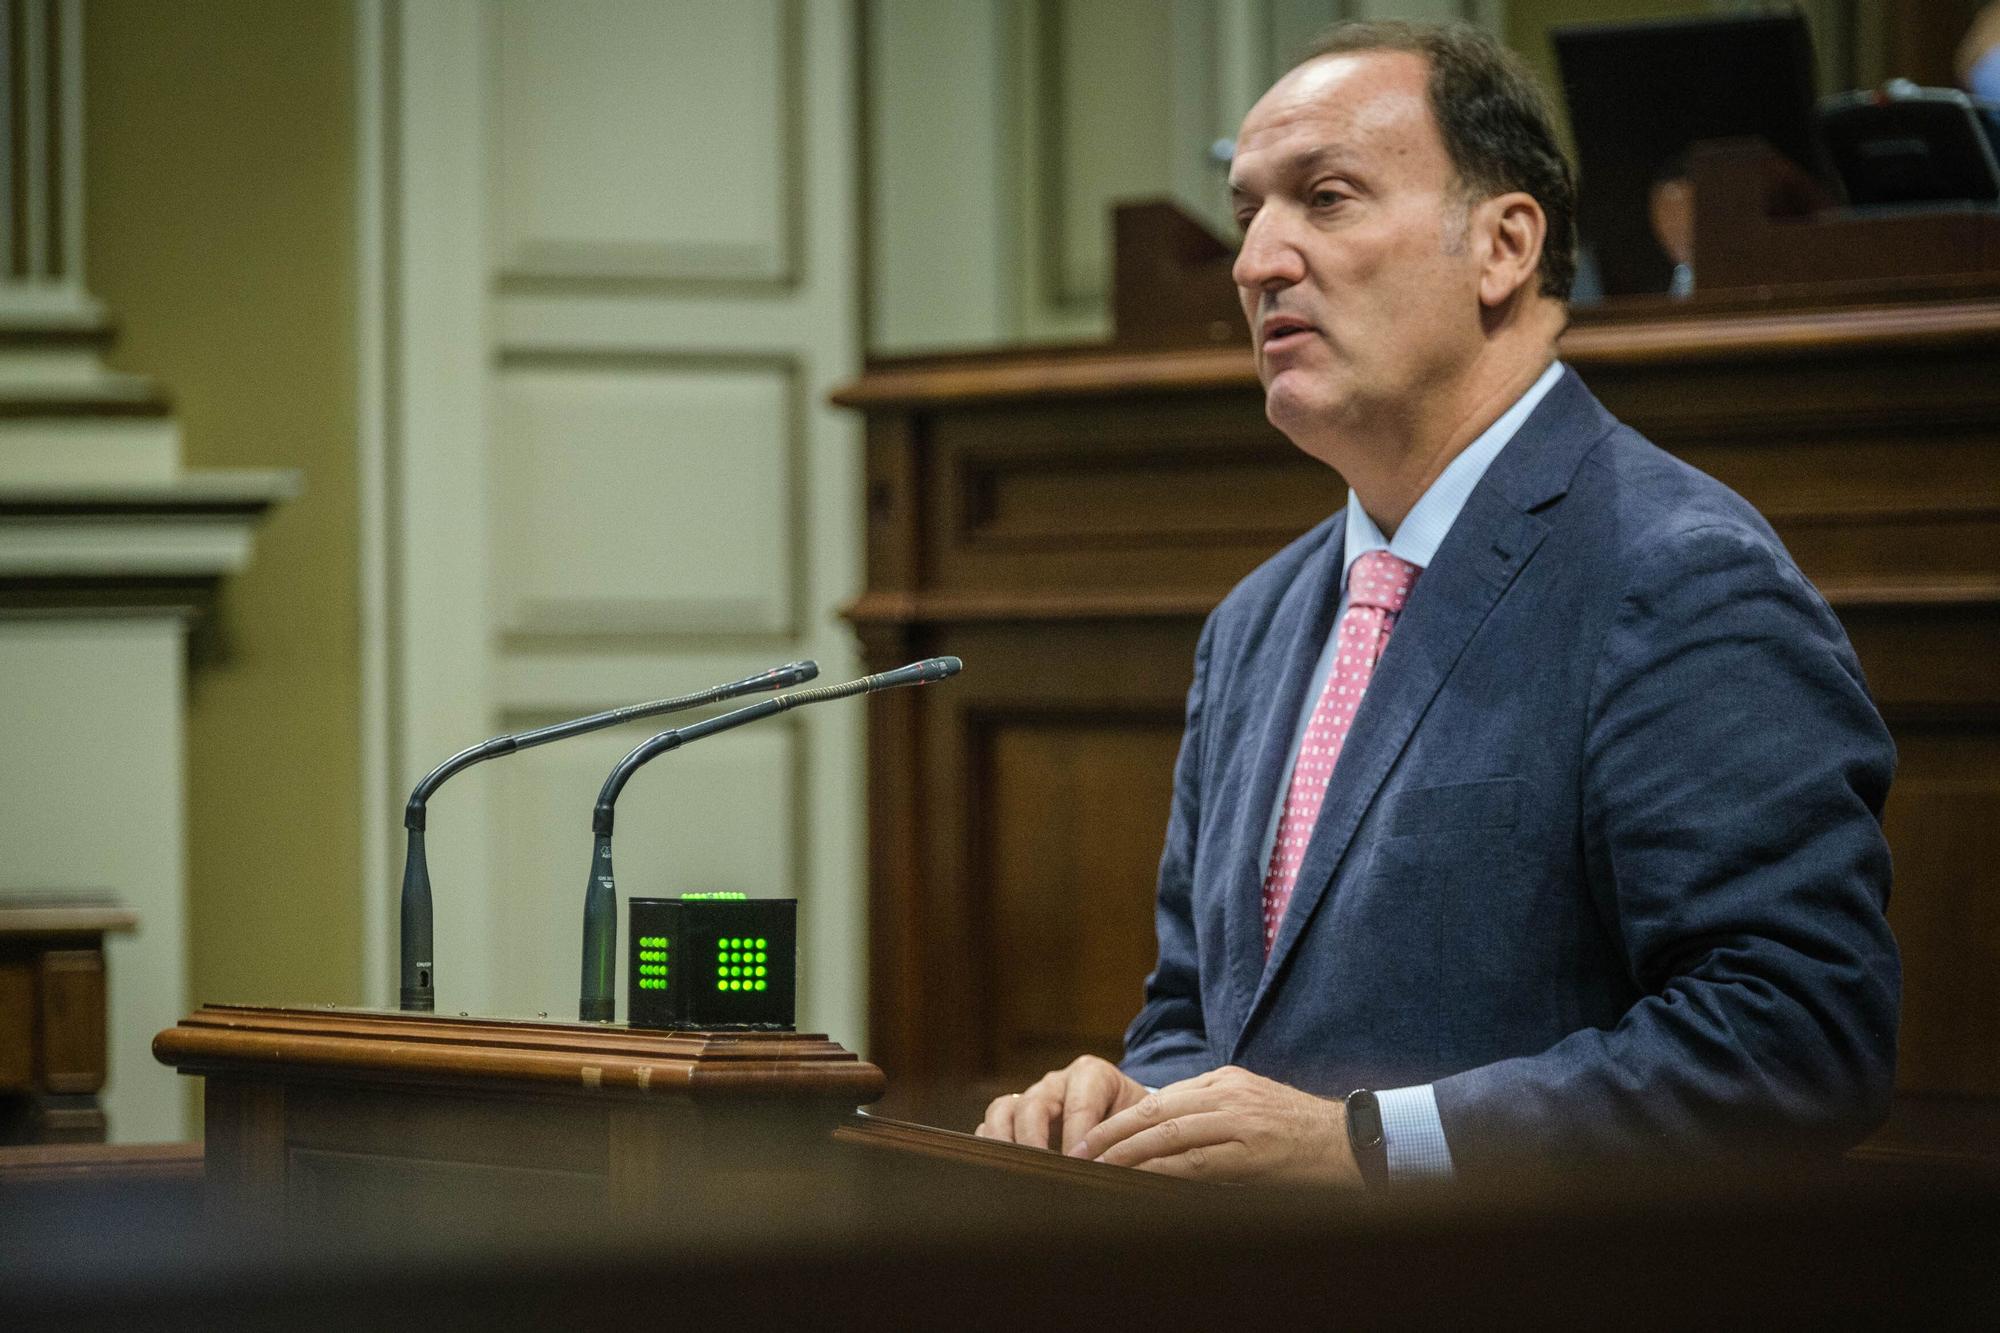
[{"xmin": 1347, "ymin": 1089, "xmax": 1385, "ymax": 1149}]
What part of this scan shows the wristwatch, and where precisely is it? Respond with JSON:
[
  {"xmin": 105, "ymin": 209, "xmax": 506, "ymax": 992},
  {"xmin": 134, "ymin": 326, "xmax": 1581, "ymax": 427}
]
[{"xmin": 1345, "ymin": 1088, "xmax": 1388, "ymax": 1189}]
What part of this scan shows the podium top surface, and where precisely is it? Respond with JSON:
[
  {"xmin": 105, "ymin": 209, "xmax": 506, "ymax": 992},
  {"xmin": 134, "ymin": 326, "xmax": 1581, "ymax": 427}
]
[{"xmin": 154, "ymin": 1004, "xmax": 885, "ymax": 1106}]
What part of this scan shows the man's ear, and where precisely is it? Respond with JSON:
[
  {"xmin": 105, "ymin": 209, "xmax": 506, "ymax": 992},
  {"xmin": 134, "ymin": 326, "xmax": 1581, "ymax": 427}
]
[{"xmin": 1475, "ymin": 191, "xmax": 1547, "ymax": 308}]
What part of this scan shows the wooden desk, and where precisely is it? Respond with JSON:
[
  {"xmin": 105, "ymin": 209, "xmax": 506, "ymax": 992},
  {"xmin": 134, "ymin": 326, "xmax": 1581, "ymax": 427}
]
[{"xmin": 0, "ymin": 894, "xmax": 136, "ymax": 1143}]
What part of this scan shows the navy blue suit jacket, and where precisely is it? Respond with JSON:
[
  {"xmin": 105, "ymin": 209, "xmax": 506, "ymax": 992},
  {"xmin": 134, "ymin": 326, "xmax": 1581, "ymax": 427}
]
[{"xmin": 1121, "ymin": 369, "xmax": 1900, "ymax": 1174}]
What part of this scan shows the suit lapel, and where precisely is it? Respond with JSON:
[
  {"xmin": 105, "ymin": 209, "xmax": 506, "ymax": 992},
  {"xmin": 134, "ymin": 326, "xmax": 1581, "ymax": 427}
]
[
  {"xmin": 1230, "ymin": 368, "xmax": 1614, "ymax": 1053},
  {"xmin": 1218, "ymin": 520, "xmax": 1346, "ymax": 1033}
]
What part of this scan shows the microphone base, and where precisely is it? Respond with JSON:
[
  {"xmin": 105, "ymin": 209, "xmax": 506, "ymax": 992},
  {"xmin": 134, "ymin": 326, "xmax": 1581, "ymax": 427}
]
[
  {"xmin": 578, "ymin": 997, "xmax": 614, "ymax": 1023},
  {"xmin": 400, "ymin": 990, "xmax": 435, "ymax": 1013}
]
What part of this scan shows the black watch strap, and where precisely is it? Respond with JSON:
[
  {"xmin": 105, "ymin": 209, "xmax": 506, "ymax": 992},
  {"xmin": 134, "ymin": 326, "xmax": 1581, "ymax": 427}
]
[{"xmin": 1345, "ymin": 1088, "xmax": 1388, "ymax": 1188}]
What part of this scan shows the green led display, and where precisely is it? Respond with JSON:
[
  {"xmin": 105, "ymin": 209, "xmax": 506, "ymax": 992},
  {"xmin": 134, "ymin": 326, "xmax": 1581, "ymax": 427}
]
[{"xmin": 681, "ymin": 892, "xmax": 747, "ymax": 901}]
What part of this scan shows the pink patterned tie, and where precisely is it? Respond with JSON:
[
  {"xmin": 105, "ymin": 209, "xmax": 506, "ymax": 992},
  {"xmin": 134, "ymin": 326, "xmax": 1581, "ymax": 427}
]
[{"xmin": 1260, "ymin": 549, "xmax": 1421, "ymax": 956}]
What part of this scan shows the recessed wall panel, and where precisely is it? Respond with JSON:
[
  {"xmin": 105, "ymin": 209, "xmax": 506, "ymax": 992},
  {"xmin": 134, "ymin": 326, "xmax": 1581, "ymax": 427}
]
[
  {"xmin": 494, "ymin": 362, "xmax": 796, "ymax": 637},
  {"xmin": 494, "ymin": 0, "xmax": 793, "ymax": 284},
  {"xmin": 1048, "ymin": 0, "xmax": 1177, "ymax": 305}
]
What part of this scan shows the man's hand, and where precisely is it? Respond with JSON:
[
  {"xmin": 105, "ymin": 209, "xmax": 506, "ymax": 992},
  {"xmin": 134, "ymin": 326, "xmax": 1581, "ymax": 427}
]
[
  {"xmin": 975, "ymin": 1055, "xmax": 1150, "ymax": 1153},
  {"xmin": 1071, "ymin": 1065, "xmax": 1363, "ymax": 1187}
]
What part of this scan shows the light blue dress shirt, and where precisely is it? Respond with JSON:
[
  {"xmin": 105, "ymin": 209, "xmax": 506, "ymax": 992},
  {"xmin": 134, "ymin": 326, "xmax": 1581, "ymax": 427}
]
[{"xmin": 1256, "ymin": 359, "xmax": 1567, "ymax": 1182}]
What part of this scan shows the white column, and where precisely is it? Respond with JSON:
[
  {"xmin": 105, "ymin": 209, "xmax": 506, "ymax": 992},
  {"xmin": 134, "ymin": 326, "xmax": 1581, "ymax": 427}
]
[{"xmin": 1, "ymin": 0, "xmax": 100, "ymax": 321}]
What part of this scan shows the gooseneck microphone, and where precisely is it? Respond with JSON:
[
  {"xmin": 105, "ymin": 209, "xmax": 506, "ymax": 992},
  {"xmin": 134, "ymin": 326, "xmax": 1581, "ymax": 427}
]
[
  {"xmin": 579, "ymin": 656, "xmax": 962, "ymax": 1022},
  {"xmin": 397, "ymin": 660, "xmax": 819, "ymax": 1012}
]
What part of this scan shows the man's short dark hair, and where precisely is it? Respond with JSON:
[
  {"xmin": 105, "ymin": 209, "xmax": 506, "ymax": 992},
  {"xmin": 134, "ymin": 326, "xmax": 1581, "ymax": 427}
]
[{"xmin": 1303, "ymin": 19, "xmax": 1577, "ymax": 301}]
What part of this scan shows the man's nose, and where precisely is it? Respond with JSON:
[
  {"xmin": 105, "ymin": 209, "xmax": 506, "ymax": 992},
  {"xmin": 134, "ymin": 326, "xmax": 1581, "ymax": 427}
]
[{"xmin": 1232, "ymin": 210, "xmax": 1306, "ymax": 292}]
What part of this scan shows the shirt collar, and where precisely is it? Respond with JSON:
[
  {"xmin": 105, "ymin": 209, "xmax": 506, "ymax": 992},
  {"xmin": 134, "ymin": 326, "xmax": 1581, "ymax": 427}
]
[{"xmin": 1343, "ymin": 359, "xmax": 1566, "ymax": 579}]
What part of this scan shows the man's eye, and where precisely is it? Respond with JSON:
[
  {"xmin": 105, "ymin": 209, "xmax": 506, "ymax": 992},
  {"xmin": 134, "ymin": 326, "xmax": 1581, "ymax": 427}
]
[{"xmin": 1310, "ymin": 188, "xmax": 1346, "ymax": 209}]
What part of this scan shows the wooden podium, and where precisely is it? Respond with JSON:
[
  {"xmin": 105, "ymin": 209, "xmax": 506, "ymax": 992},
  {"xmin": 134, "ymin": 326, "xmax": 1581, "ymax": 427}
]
[{"xmin": 154, "ymin": 1005, "xmax": 887, "ymax": 1229}]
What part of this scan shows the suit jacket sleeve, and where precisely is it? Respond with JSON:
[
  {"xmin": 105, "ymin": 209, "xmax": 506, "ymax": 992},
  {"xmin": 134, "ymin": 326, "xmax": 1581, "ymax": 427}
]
[
  {"xmin": 1120, "ymin": 614, "xmax": 1217, "ymax": 1088},
  {"xmin": 1432, "ymin": 521, "xmax": 1901, "ymax": 1173}
]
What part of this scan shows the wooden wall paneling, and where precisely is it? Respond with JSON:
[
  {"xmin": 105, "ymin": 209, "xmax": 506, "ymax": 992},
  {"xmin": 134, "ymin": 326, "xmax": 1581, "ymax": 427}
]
[
  {"xmin": 861, "ymin": 629, "xmax": 925, "ymax": 1094},
  {"xmin": 920, "ymin": 392, "xmax": 1339, "ymax": 602},
  {"xmin": 1878, "ymin": 728, "xmax": 2000, "ymax": 1100},
  {"xmin": 202, "ymin": 1076, "xmax": 287, "ymax": 1228},
  {"xmin": 0, "ymin": 960, "xmax": 33, "ymax": 1090},
  {"xmin": 36, "ymin": 948, "xmax": 103, "ymax": 1094},
  {"xmin": 872, "ymin": 616, "xmax": 1202, "ymax": 1126},
  {"xmin": 982, "ymin": 708, "xmax": 1183, "ymax": 1077}
]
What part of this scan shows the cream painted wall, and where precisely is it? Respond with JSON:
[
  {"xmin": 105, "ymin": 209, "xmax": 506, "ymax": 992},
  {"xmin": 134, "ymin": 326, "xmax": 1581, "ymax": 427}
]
[
  {"xmin": 369, "ymin": 0, "xmax": 868, "ymax": 1045},
  {"xmin": 0, "ymin": 621, "xmax": 185, "ymax": 1139},
  {"xmin": 866, "ymin": 0, "xmax": 1527, "ymax": 355},
  {"xmin": 84, "ymin": 0, "xmax": 364, "ymax": 1126}
]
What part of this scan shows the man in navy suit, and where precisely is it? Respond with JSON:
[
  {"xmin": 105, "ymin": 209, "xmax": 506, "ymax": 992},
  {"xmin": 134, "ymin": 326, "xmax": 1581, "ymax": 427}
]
[{"xmin": 976, "ymin": 20, "xmax": 1899, "ymax": 1186}]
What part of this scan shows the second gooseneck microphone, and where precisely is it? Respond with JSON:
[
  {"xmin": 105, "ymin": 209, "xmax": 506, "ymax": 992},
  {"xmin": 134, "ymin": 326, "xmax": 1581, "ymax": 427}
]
[
  {"xmin": 579, "ymin": 656, "xmax": 963, "ymax": 1022},
  {"xmin": 397, "ymin": 660, "xmax": 818, "ymax": 1013}
]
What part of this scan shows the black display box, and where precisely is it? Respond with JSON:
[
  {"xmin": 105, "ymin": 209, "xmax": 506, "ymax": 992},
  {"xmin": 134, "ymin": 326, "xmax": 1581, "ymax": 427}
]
[{"xmin": 627, "ymin": 895, "xmax": 796, "ymax": 1030}]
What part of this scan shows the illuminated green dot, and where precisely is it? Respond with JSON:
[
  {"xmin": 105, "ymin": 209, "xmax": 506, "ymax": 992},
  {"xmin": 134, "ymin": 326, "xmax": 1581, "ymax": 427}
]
[
  {"xmin": 754, "ymin": 966, "xmax": 765, "ymax": 977},
  {"xmin": 754, "ymin": 952, "xmax": 766, "ymax": 963},
  {"xmin": 755, "ymin": 938, "xmax": 767, "ymax": 949},
  {"xmin": 715, "ymin": 980, "xmax": 726, "ymax": 991},
  {"xmin": 754, "ymin": 980, "xmax": 767, "ymax": 991}
]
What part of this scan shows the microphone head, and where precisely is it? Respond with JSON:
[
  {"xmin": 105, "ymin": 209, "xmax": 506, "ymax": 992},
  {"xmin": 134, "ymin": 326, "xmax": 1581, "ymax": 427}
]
[
  {"xmin": 766, "ymin": 660, "xmax": 819, "ymax": 689},
  {"xmin": 872, "ymin": 656, "xmax": 962, "ymax": 690}
]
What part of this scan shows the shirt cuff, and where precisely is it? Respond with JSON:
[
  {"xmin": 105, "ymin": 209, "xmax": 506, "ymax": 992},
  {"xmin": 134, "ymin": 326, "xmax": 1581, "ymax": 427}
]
[
  {"xmin": 1971, "ymin": 47, "xmax": 2000, "ymax": 104},
  {"xmin": 1376, "ymin": 1083, "xmax": 1455, "ymax": 1181}
]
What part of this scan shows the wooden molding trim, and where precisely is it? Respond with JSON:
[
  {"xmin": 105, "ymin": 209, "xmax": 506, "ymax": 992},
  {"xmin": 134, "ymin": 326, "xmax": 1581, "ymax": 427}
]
[
  {"xmin": 154, "ymin": 1005, "xmax": 886, "ymax": 1106},
  {"xmin": 832, "ymin": 297, "xmax": 2000, "ymax": 408},
  {"xmin": 844, "ymin": 580, "xmax": 2000, "ymax": 629},
  {"xmin": 0, "ymin": 1141, "xmax": 203, "ymax": 1185},
  {"xmin": 1816, "ymin": 579, "xmax": 2000, "ymax": 609},
  {"xmin": 1563, "ymin": 298, "xmax": 2000, "ymax": 365},
  {"xmin": 843, "ymin": 589, "xmax": 1222, "ymax": 627},
  {"xmin": 0, "ymin": 903, "xmax": 136, "ymax": 936}
]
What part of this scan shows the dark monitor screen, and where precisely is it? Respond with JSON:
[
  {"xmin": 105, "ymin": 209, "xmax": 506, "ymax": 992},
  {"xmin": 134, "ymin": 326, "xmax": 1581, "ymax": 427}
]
[{"xmin": 1554, "ymin": 11, "xmax": 1834, "ymax": 297}]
